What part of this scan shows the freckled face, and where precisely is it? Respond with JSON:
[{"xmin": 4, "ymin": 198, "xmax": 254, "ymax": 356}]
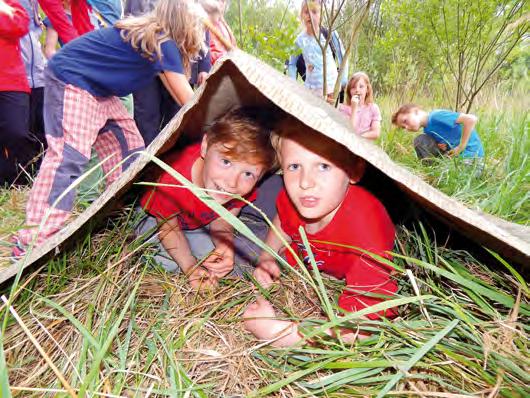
[
  {"xmin": 200, "ymin": 137, "xmax": 265, "ymax": 205},
  {"xmin": 280, "ymin": 137, "xmax": 351, "ymax": 230}
]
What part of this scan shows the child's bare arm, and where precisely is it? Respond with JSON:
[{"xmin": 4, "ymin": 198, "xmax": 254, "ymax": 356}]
[
  {"xmin": 159, "ymin": 71, "xmax": 194, "ymax": 106},
  {"xmin": 254, "ymin": 215, "xmax": 291, "ymax": 287},
  {"xmin": 203, "ymin": 208, "xmax": 240, "ymax": 278},
  {"xmin": 449, "ymin": 113, "xmax": 478, "ymax": 156},
  {"xmin": 243, "ymin": 296, "xmax": 302, "ymax": 347},
  {"xmin": 360, "ymin": 120, "xmax": 381, "ymax": 140},
  {"xmin": 244, "ymin": 297, "xmax": 367, "ymax": 347},
  {"xmin": 158, "ymin": 217, "xmax": 217, "ymax": 289},
  {"xmin": 44, "ymin": 27, "xmax": 59, "ymax": 59}
]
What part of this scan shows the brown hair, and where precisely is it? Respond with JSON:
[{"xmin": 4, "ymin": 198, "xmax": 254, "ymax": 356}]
[
  {"xmin": 391, "ymin": 103, "xmax": 420, "ymax": 125},
  {"xmin": 205, "ymin": 107, "xmax": 278, "ymax": 171},
  {"xmin": 346, "ymin": 72, "xmax": 374, "ymax": 105},
  {"xmin": 273, "ymin": 117, "xmax": 366, "ymax": 181}
]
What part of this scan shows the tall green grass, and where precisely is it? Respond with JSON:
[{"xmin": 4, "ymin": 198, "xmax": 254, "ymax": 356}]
[
  {"xmin": 378, "ymin": 99, "xmax": 529, "ymax": 225},
  {"xmin": 1, "ymin": 207, "xmax": 528, "ymax": 396}
]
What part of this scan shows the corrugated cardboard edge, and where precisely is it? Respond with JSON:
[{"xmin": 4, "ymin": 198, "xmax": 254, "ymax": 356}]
[{"xmin": 2, "ymin": 50, "xmax": 528, "ymax": 284}]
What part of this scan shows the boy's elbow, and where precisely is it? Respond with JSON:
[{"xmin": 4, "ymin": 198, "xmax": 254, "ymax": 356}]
[{"xmin": 462, "ymin": 113, "xmax": 478, "ymax": 124}]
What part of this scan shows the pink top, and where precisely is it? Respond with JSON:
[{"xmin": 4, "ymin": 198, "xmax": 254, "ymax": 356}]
[{"xmin": 339, "ymin": 103, "xmax": 382, "ymax": 135}]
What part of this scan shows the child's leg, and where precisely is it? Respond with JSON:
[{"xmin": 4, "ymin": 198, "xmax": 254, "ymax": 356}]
[
  {"xmin": 413, "ymin": 134, "xmax": 443, "ymax": 160},
  {"xmin": 93, "ymin": 97, "xmax": 144, "ymax": 186},
  {"xmin": 18, "ymin": 71, "xmax": 107, "ymax": 246},
  {"xmin": 233, "ymin": 174, "xmax": 284, "ymax": 275},
  {"xmin": 0, "ymin": 91, "xmax": 32, "ymax": 186}
]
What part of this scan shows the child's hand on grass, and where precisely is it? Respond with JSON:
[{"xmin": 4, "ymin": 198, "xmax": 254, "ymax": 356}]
[
  {"xmin": 187, "ymin": 266, "xmax": 218, "ymax": 290},
  {"xmin": 447, "ymin": 145, "xmax": 463, "ymax": 157},
  {"xmin": 203, "ymin": 244, "xmax": 235, "ymax": 278},
  {"xmin": 254, "ymin": 258, "xmax": 280, "ymax": 288}
]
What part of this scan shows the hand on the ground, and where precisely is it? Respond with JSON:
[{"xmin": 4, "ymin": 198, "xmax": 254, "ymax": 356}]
[
  {"xmin": 253, "ymin": 258, "xmax": 280, "ymax": 288},
  {"xmin": 203, "ymin": 244, "xmax": 234, "ymax": 278},
  {"xmin": 447, "ymin": 145, "xmax": 463, "ymax": 157},
  {"xmin": 243, "ymin": 296, "xmax": 301, "ymax": 347},
  {"xmin": 188, "ymin": 266, "xmax": 218, "ymax": 290},
  {"xmin": 437, "ymin": 143, "xmax": 448, "ymax": 151}
]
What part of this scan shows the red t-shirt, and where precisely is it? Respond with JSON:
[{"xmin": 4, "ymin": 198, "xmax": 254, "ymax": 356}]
[
  {"xmin": 140, "ymin": 143, "xmax": 257, "ymax": 230},
  {"xmin": 277, "ymin": 185, "xmax": 397, "ymax": 319}
]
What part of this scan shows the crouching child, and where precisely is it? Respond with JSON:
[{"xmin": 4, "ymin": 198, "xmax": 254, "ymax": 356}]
[
  {"xmin": 138, "ymin": 107, "xmax": 279, "ymax": 289},
  {"xmin": 243, "ymin": 118, "xmax": 398, "ymax": 347},
  {"xmin": 391, "ymin": 104, "xmax": 484, "ymax": 166}
]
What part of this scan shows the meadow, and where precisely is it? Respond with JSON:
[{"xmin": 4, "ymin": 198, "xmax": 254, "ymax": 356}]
[{"xmin": 0, "ymin": 86, "xmax": 528, "ymax": 397}]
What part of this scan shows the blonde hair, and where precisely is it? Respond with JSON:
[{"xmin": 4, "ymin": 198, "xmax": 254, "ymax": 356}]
[
  {"xmin": 346, "ymin": 72, "xmax": 374, "ymax": 105},
  {"xmin": 273, "ymin": 117, "xmax": 366, "ymax": 181},
  {"xmin": 300, "ymin": 0, "xmax": 322, "ymax": 14},
  {"xmin": 115, "ymin": 0, "xmax": 205, "ymax": 73}
]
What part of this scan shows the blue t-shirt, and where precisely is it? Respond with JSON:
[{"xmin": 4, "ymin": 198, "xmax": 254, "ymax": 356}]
[
  {"xmin": 424, "ymin": 110, "xmax": 484, "ymax": 158},
  {"xmin": 49, "ymin": 27, "xmax": 184, "ymax": 97}
]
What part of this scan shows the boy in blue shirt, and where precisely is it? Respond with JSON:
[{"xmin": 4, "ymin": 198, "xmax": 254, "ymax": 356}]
[{"xmin": 391, "ymin": 104, "xmax": 484, "ymax": 161}]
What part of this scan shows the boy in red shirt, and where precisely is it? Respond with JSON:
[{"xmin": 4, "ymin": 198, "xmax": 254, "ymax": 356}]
[
  {"xmin": 139, "ymin": 107, "xmax": 278, "ymax": 289},
  {"xmin": 244, "ymin": 118, "xmax": 397, "ymax": 346}
]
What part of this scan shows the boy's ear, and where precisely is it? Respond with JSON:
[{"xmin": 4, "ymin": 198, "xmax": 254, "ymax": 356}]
[
  {"xmin": 200, "ymin": 134, "xmax": 208, "ymax": 158},
  {"xmin": 349, "ymin": 158, "xmax": 366, "ymax": 184}
]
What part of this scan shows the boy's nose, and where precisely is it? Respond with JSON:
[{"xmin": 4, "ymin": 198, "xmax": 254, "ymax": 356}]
[
  {"xmin": 299, "ymin": 169, "xmax": 315, "ymax": 190},
  {"xmin": 225, "ymin": 171, "xmax": 239, "ymax": 190}
]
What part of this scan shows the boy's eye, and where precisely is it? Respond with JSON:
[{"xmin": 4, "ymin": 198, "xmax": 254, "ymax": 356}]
[
  {"xmin": 318, "ymin": 163, "xmax": 331, "ymax": 171},
  {"xmin": 221, "ymin": 158, "xmax": 231, "ymax": 166},
  {"xmin": 287, "ymin": 164, "xmax": 300, "ymax": 171},
  {"xmin": 243, "ymin": 171, "xmax": 256, "ymax": 179}
]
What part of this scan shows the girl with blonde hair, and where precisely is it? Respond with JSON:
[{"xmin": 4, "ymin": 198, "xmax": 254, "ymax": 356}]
[{"xmin": 15, "ymin": 0, "xmax": 206, "ymax": 253}]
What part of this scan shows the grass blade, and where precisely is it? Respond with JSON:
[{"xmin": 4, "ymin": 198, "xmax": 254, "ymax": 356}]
[{"xmin": 376, "ymin": 319, "xmax": 459, "ymax": 398}]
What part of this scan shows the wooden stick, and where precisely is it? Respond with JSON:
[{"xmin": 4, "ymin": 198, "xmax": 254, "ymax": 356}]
[{"xmin": 203, "ymin": 18, "xmax": 234, "ymax": 51}]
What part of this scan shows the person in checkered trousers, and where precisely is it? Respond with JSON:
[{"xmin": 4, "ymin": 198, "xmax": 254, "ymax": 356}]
[{"xmin": 14, "ymin": 0, "xmax": 207, "ymax": 255}]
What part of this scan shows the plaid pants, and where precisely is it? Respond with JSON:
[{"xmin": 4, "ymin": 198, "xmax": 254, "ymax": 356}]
[{"xmin": 18, "ymin": 69, "xmax": 144, "ymax": 246}]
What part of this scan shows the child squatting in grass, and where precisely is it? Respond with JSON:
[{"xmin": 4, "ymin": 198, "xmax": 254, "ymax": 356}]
[
  {"xmin": 391, "ymin": 104, "xmax": 484, "ymax": 163},
  {"xmin": 244, "ymin": 118, "xmax": 398, "ymax": 347},
  {"xmin": 138, "ymin": 107, "xmax": 280, "ymax": 289}
]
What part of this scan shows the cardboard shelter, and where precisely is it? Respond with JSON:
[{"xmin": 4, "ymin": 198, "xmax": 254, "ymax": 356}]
[{"xmin": 2, "ymin": 50, "xmax": 529, "ymax": 285}]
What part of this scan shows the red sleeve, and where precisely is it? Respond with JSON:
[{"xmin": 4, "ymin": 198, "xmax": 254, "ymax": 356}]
[
  {"xmin": 38, "ymin": 0, "xmax": 93, "ymax": 43},
  {"xmin": 0, "ymin": 0, "xmax": 29, "ymax": 37},
  {"xmin": 71, "ymin": 0, "xmax": 93, "ymax": 36}
]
